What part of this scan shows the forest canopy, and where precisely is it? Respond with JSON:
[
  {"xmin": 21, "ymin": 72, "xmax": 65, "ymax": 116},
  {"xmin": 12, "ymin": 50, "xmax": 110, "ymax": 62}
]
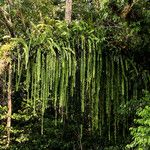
[{"xmin": 0, "ymin": 0, "xmax": 150, "ymax": 149}]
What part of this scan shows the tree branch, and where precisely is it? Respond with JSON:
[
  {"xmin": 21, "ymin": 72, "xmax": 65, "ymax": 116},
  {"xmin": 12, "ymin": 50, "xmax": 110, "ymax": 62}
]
[
  {"xmin": 0, "ymin": 7, "xmax": 15, "ymax": 37},
  {"xmin": 120, "ymin": 0, "xmax": 139, "ymax": 18}
]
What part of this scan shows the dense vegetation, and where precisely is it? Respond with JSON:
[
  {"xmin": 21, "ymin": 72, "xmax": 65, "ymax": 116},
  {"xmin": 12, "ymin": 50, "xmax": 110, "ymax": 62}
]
[{"xmin": 0, "ymin": 0, "xmax": 150, "ymax": 149}]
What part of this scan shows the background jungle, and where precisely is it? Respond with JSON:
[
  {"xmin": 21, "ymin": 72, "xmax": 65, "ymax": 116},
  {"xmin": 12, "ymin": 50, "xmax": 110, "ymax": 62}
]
[{"xmin": 0, "ymin": 0, "xmax": 150, "ymax": 149}]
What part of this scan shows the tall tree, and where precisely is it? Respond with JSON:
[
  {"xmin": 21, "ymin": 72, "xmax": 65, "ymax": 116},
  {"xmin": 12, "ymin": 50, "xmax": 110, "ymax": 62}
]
[
  {"xmin": 6, "ymin": 62, "xmax": 12, "ymax": 147},
  {"xmin": 65, "ymin": 0, "xmax": 72, "ymax": 24}
]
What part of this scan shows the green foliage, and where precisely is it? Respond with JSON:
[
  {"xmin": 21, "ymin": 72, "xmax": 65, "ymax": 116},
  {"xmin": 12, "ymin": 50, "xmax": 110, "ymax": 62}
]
[
  {"xmin": 0, "ymin": 0, "xmax": 150, "ymax": 149},
  {"xmin": 127, "ymin": 92, "xmax": 150, "ymax": 150},
  {"xmin": 0, "ymin": 105, "xmax": 7, "ymax": 148}
]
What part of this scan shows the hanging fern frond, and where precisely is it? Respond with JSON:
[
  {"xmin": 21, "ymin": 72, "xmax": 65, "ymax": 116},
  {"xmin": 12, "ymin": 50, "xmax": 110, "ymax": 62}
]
[{"xmin": 6, "ymin": 21, "xmax": 150, "ymax": 146}]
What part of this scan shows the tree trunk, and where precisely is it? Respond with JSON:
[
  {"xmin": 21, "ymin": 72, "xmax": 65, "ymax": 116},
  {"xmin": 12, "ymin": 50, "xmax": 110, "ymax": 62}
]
[
  {"xmin": 65, "ymin": 0, "xmax": 72, "ymax": 24},
  {"xmin": 6, "ymin": 62, "xmax": 12, "ymax": 147}
]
